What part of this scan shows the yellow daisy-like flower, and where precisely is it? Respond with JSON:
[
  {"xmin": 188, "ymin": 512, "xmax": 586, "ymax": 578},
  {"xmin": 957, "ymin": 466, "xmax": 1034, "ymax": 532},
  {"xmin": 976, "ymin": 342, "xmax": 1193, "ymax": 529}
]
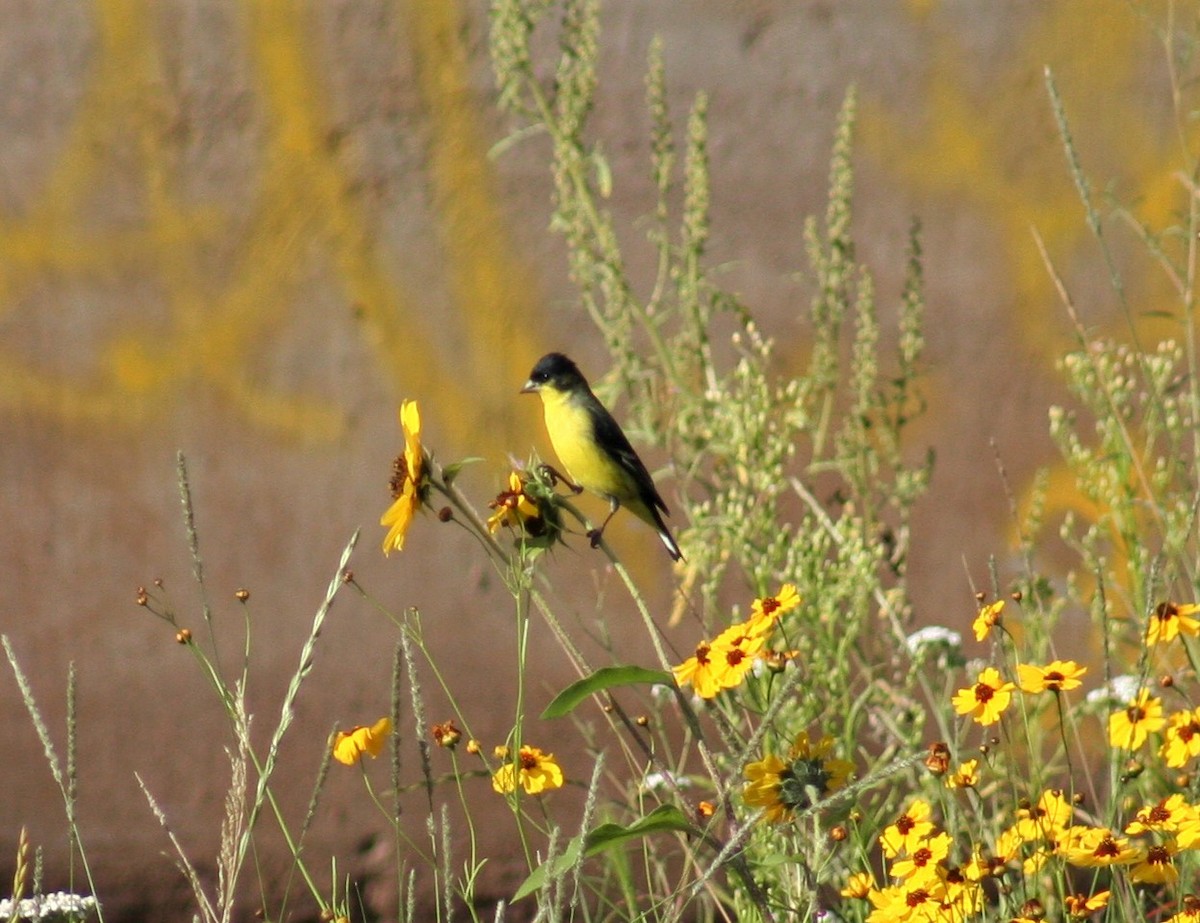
[
  {"xmin": 1064, "ymin": 890, "xmax": 1110, "ymax": 918},
  {"xmin": 952, "ymin": 667, "xmax": 1015, "ymax": 726},
  {"xmin": 879, "ymin": 798, "xmax": 935, "ymax": 859},
  {"xmin": 1107, "ymin": 688, "xmax": 1166, "ymax": 750},
  {"xmin": 672, "ymin": 639, "xmax": 725, "ymax": 699},
  {"xmin": 1010, "ymin": 789, "xmax": 1074, "ymax": 847},
  {"xmin": 743, "ymin": 732, "xmax": 852, "ymax": 824},
  {"xmin": 749, "ymin": 584, "xmax": 801, "ymax": 630},
  {"xmin": 1129, "ymin": 842, "xmax": 1178, "ymax": 885},
  {"xmin": 486, "ymin": 471, "xmax": 545, "ymax": 535},
  {"xmin": 1059, "ymin": 825, "xmax": 1143, "ymax": 868},
  {"xmin": 673, "ymin": 615, "xmax": 779, "ymax": 699},
  {"xmin": 1160, "ymin": 707, "xmax": 1200, "ymax": 768},
  {"xmin": 1146, "ymin": 601, "xmax": 1200, "ymax": 646},
  {"xmin": 945, "ymin": 758, "xmax": 980, "ymax": 790},
  {"xmin": 1016, "ymin": 659, "xmax": 1087, "ymax": 694},
  {"xmin": 840, "ymin": 871, "xmax": 875, "ymax": 900},
  {"xmin": 1167, "ymin": 896, "xmax": 1200, "ymax": 923},
  {"xmin": 332, "ymin": 716, "xmax": 393, "ymax": 766},
  {"xmin": 491, "ymin": 745, "xmax": 564, "ymax": 796},
  {"xmin": 972, "ymin": 599, "xmax": 1005, "ymax": 641},
  {"xmin": 867, "ymin": 880, "xmax": 947, "ymax": 923},
  {"xmin": 380, "ymin": 400, "xmax": 424, "ymax": 555},
  {"xmin": 890, "ymin": 831, "xmax": 951, "ymax": 883},
  {"xmin": 1125, "ymin": 794, "xmax": 1196, "ymax": 835}
]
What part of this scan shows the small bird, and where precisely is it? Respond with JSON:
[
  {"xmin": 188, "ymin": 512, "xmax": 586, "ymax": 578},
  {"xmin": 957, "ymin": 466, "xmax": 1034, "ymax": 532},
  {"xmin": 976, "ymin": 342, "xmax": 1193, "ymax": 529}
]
[{"xmin": 521, "ymin": 352, "xmax": 683, "ymax": 561}]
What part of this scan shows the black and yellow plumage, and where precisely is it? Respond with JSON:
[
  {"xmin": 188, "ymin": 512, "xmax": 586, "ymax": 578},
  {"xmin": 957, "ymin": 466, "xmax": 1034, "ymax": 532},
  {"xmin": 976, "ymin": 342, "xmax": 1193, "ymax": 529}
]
[{"xmin": 521, "ymin": 352, "xmax": 683, "ymax": 561}]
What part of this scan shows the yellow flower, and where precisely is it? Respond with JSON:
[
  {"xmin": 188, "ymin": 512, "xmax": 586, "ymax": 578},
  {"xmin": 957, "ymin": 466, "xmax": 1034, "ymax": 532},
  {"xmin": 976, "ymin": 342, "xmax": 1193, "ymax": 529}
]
[
  {"xmin": 1160, "ymin": 707, "xmax": 1200, "ymax": 768},
  {"xmin": 332, "ymin": 716, "xmax": 393, "ymax": 766},
  {"xmin": 945, "ymin": 759, "xmax": 979, "ymax": 790},
  {"xmin": 1059, "ymin": 825, "xmax": 1142, "ymax": 867},
  {"xmin": 879, "ymin": 798, "xmax": 935, "ymax": 859},
  {"xmin": 1012, "ymin": 789, "xmax": 1074, "ymax": 843},
  {"xmin": 1107, "ymin": 688, "xmax": 1165, "ymax": 750},
  {"xmin": 952, "ymin": 667, "xmax": 1015, "ymax": 726},
  {"xmin": 1146, "ymin": 601, "xmax": 1200, "ymax": 646},
  {"xmin": 749, "ymin": 584, "xmax": 801, "ymax": 631},
  {"xmin": 1064, "ymin": 890, "xmax": 1110, "ymax": 917},
  {"xmin": 1125, "ymin": 794, "xmax": 1196, "ymax": 835},
  {"xmin": 486, "ymin": 471, "xmax": 545, "ymax": 535},
  {"xmin": 890, "ymin": 831, "xmax": 951, "ymax": 883},
  {"xmin": 972, "ymin": 599, "xmax": 1004, "ymax": 641},
  {"xmin": 840, "ymin": 871, "xmax": 875, "ymax": 900},
  {"xmin": 866, "ymin": 880, "xmax": 947, "ymax": 923},
  {"xmin": 1016, "ymin": 659, "xmax": 1087, "ymax": 693},
  {"xmin": 491, "ymin": 745, "xmax": 564, "ymax": 796},
  {"xmin": 1129, "ymin": 842, "xmax": 1178, "ymax": 885},
  {"xmin": 380, "ymin": 401, "xmax": 424, "ymax": 555},
  {"xmin": 672, "ymin": 639, "xmax": 725, "ymax": 699},
  {"xmin": 742, "ymin": 732, "xmax": 852, "ymax": 824},
  {"xmin": 673, "ymin": 617, "xmax": 776, "ymax": 699}
]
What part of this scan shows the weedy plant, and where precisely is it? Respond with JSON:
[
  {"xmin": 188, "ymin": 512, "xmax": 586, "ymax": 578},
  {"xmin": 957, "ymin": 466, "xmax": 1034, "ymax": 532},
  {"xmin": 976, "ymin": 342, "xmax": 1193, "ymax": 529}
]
[{"xmin": 8, "ymin": 2, "xmax": 1200, "ymax": 922}]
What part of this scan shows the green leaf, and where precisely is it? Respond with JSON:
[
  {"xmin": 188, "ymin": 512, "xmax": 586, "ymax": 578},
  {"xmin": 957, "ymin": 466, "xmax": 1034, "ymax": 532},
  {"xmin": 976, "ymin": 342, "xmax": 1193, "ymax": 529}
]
[
  {"xmin": 512, "ymin": 805, "xmax": 694, "ymax": 900},
  {"xmin": 540, "ymin": 665, "xmax": 674, "ymax": 719}
]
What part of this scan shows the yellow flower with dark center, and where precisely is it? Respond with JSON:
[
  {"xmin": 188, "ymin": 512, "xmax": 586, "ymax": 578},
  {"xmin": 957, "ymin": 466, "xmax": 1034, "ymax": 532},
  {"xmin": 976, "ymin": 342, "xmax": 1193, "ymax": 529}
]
[
  {"xmin": 1012, "ymin": 789, "xmax": 1074, "ymax": 843},
  {"xmin": 486, "ymin": 471, "xmax": 546, "ymax": 535},
  {"xmin": 1064, "ymin": 890, "xmax": 1110, "ymax": 918},
  {"xmin": 674, "ymin": 611, "xmax": 780, "ymax": 699},
  {"xmin": 332, "ymin": 716, "xmax": 393, "ymax": 766},
  {"xmin": 840, "ymin": 871, "xmax": 875, "ymax": 900},
  {"xmin": 1146, "ymin": 601, "xmax": 1200, "ymax": 646},
  {"xmin": 945, "ymin": 758, "xmax": 980, "ymax": 790},
  {"xmin": 380, "ymin": 401, "xmax": 424, "ymax": 555},
  {"xmin": 890, "ymin": 831, "xmax": 951, "ymax": 883},
  {"xmin": 952, "ymin": 667, "xmax": 1015, "ymax": 726},
  {"xmin": 749, "ymin": 584, "xmax": 801, "ymax": 631},
  {"xmin": 1059, "ymin": 825, "xmax": 1142, "ymax": 867},
  {"xmin": 972, "ymin": 599, "xmax": 1005, "ymax": 641},
  {"xmin": 879, "ymin": 798, "xmax": 935, "ymax": 859},
  {"xmin": 1129, "ymin": 842, "xmax": 1178, "ymax": 884},
  {"xmin": 491, "ymin": 745, "xmax": 564, "ymax": 796},
  {"xmin": 743, "ymin": 732, "xmax": 851, "ymax": 824},
  {"xmin": 1017, "ymin": 659, "xmax": 1087, "ymax": 694},
  {"xmin": 1125, "ymin": 794, "xmax": 1195, "ymax": 835},
  {"xmin": 672, "ymin": 638, "xmax": 725, "ymax": 699},
  {"xmin": 1107, "ymin": 688, "xmax": 1165, "ymax": 750},
  {"xmin": 1160, "ymin": 707, "xmax": 1200, "ymax": 768}
]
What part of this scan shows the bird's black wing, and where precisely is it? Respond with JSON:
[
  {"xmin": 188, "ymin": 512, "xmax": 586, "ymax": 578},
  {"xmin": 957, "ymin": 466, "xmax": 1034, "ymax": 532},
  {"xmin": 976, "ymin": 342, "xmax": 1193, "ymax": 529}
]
[{"xmin": 587, "ymin": 395, "xmax": 671, "ymax": 515}]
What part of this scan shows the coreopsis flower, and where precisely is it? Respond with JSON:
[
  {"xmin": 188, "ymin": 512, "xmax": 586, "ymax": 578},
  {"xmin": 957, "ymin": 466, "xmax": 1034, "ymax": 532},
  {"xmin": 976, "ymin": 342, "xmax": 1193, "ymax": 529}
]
[
  {"xmin": 1060, "ymin": 825, "xmax": 1142, "ymax": 867},
  {"xmin": 487, "ymin": 471, "xmax": 545, "ymax": 535},
  {"xmin": 749, "ymin": 583, "xmax": 801, "ymax": 629},
  {"xmin": 1161, "ymin": 707, "xmax": 1200, "ymax": 768},
  {"xmin": 1167, "ymin": 896, "xmax": 1200, "ymax": 923},
  {"xmin": 381, "ymin": 401, "xmax": 424, "ymax": 555},
  {"xmin": 742, "ymin": 732, "xmax": 852, "ymax": 824},
  {"xmin": 867, "ymin": 880, "xmax": 947, "ymax": 923},
  {"xmin": 879, "ymin": 799, "xmax": 936, "ymax": 859},
  {"xmin": 952, "ymin": 667, "xmax": 1015, "ymax": 726},
  {"xmin": 890, "ymin": 831, "xmax": 951, "ymax": 883},
  {"xmin": 1125, "ymin": 794, "xmax": 1196, "ymax": 835},
  {"xmin": 972, "ymin": 599, "xmax": 1005, "ymax": 641},
  {"xmin": 841, "ymin": 871, "xmax": 875, "ymax": 900},
  {"xmin": 1008, "ymin": 787, "xmax": 1075, "ymax": 844},
  {"xmin": 1129, "ymin": 842, "xmax": 1179, "ymax": 885},
  {"xmin": 333, "ymin": 716, "xmax": 393, "ymax": 766},
  {"xmin": 674, "ymin": 615, "xmax": 778, "ymax": 699},
  {"xmin": 1107, "ymin": 688, "xmax": 1166, "ymax": 750},
  {"xmin": 491, "ymin": 745, "xmax": 564, "ymax": 795},
  {"xmin": 1146, "ymin": 601, "xmax": 1200, "ymax": 646},
  {"xmin": 946, "ymin": 759, "xmax": 980, "ymax": 790},
  {"xmin": 1064, "ymin": 891, "xmax": 1110, "ymax": 917},
  {"xmin": 1017, "ymin": 659, "xmax": 1087, "ymax": 694}
]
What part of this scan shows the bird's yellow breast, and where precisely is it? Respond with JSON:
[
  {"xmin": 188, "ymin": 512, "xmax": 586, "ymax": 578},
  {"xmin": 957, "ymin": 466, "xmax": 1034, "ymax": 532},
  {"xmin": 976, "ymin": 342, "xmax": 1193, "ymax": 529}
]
[{"xmin": 539, "ymin": 387, "xmax": 630, "ymax": 500}]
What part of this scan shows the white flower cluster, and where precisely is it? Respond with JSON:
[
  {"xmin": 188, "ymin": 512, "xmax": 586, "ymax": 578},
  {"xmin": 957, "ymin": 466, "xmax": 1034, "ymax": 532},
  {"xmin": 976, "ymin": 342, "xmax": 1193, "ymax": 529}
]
[{"xmin": 0, "ymin": 892, "xmax": 98, "ymax": 922}]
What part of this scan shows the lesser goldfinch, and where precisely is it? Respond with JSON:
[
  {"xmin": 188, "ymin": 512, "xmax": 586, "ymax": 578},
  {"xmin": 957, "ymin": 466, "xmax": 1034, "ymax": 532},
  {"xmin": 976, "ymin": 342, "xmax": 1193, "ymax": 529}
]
[{"xmin": 521, "ymin": 352, "xmax": 683, "ymax": 561}]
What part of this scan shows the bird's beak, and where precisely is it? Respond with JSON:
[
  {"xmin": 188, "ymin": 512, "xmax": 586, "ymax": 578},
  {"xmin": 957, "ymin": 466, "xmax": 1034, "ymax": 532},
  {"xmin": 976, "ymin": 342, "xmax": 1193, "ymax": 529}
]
[{"xmin": 520, "ymin": 379, "xmax": 538, "ymax": 394}]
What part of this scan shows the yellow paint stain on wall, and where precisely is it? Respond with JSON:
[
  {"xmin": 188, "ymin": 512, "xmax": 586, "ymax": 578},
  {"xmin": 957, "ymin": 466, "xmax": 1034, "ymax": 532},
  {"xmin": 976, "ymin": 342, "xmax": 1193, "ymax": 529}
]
[{"xmin": 0, "ymin": 0, "xmax": 544, "ymax": 457}]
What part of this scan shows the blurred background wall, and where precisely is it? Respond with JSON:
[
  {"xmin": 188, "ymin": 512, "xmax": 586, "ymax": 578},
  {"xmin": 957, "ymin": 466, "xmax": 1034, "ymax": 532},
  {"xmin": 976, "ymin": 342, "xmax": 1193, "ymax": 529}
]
[{"xmin": 0, "ymin": 0, "xmax": 1187, "ymax": 918}]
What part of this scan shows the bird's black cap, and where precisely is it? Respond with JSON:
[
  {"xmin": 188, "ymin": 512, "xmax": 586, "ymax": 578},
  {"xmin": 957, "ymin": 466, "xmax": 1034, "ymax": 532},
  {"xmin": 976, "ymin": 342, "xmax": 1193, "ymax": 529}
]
[{"xmin": 522, "ymin": 352, "xmax": 587, "ymax": 393}]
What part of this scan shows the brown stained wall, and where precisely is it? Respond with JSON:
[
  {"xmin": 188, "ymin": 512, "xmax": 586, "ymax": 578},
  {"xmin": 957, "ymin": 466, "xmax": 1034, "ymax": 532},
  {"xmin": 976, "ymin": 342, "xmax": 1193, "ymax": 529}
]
[{"xmin": 0, "ymin": 1, "xmax": 1181, "ymax": 918}]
